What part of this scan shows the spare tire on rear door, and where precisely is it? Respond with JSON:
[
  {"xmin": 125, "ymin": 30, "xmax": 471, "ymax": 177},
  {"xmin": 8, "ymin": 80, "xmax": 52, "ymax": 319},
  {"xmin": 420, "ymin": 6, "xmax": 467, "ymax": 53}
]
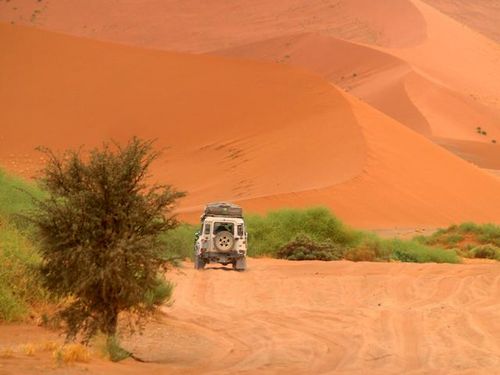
[{"xmin": 214, "ymin": 231, "xmax": 235, "ymax": 251}]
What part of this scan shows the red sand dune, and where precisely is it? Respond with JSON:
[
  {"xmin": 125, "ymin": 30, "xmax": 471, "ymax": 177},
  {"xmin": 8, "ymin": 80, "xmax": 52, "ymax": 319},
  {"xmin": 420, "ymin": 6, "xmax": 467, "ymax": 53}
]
[
  {"xmin": 1, "ymin": 24, "xmax": 499, "ymax": 227},
  {"xmin": 216, "ymin": 33, "xmax": 432, "ymax": 137},
  {"xmin": 215, "ymin": 32, "xmax": 500, "ymax": 168},
  {"xmin": 0, "ymin": 0, "xmax": 427, "ymax": 51},
  {"xmin": 423, "ymin": 0, "xmax": 500, "ymax": 43},
  {"xmin": 1, "ymin": 0, "xmax": 498, "ymax": 169},
  {"xmin": 216, "ymin": 30, "xmax": 500, "ymax": 143}
]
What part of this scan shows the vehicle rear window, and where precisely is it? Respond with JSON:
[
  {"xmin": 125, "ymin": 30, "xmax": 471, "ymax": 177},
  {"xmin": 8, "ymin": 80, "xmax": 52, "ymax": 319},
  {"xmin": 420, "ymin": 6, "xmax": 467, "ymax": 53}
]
[
  {"xmin": 214, "ymin": 222, "xmax": 234, "ymax": 234},
  {"xmin": 237, "ymin": 224, "xmax": 244, "ymax": 236}
]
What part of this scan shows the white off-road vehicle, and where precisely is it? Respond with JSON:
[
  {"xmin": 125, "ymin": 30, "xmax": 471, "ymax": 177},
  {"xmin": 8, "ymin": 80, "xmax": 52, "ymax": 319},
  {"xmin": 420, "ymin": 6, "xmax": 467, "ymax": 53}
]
[{"xmin": 194, "ymin": 202, "xmax": 247, "ymax": 271}]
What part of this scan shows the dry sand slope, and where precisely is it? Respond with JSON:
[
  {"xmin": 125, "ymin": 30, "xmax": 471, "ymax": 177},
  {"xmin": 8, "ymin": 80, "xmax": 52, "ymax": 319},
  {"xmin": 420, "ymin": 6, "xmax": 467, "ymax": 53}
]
[
  {"xmin": 1, "ymin": 0, "xmax": 498, "ymax": 168},
  {"xmin": 1, "ymin": 24, "xmax": 499, "ymax": 227},
  {"xmin": 2, "ymin": 259, "xmax": 500, "ymax": 374}
]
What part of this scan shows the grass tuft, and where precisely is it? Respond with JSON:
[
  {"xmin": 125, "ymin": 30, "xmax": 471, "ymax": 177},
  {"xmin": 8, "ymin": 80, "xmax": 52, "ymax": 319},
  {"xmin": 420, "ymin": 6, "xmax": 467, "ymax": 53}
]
[
  {"xmin": 0, "ymin": 347, "xmax": 14, "ymax": 359},
  {"xmin": 22, "ymin": 343, "xmax": 36, "ymax": 356},
  {"xmin": 53, "ymin": 344, "xmax": 91, "ymax": 364}
]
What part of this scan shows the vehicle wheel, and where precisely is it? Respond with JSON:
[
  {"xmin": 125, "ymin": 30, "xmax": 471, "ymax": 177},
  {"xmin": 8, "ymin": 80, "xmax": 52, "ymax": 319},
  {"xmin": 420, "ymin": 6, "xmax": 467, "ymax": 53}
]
[
  {"xmin": 194, "ymin": 255, "xmax": 205, "ymax": 270},
  {"xmin": 234, "ymin": 257, "xmax": 246, "ymax": 271},
  {"xmin": 214, "ymin": 231, "xmax": 235, "ymax": 251}
]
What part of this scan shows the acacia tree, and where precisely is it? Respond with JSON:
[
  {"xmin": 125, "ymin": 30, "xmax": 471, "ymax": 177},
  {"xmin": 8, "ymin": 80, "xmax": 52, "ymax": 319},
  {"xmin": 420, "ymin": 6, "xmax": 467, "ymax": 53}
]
[{"xmin": 32, "ymin": 138, "xmax": 185, "ymax": 344}]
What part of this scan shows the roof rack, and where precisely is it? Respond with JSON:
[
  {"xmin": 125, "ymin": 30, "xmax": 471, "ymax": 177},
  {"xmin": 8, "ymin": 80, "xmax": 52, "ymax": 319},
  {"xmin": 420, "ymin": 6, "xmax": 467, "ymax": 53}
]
[{"xmin": 202, "ymin": 202, "xmax": 243, "ymax": 219}]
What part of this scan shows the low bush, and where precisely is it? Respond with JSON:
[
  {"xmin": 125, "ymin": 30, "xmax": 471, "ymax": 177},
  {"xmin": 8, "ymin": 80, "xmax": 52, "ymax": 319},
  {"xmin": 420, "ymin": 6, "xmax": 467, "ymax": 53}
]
[
  {"xmin": 160, "ymin": 223, "xmax": 198, "ymax": 262},
  {"xmin": 144, "ymin": 278, "xmax": 174, "ymax": 308},
  {"xmin": 246, "ymin": 207, "xmax": 362, "ymax": 257},
  {"xmin": 415, "ymin": 222, "xmax": 500, "ymax": 254},
  {"xmin": 277, "ymin": 234, "xmax": 345, "ymax": 261},
  {"xmin": 389, "ymin": 239, "xmax": 460, "ymax": 263},
  {"xmin": 0, "ymin": 169, "xmax": 43, "ymax": 232},
  {"xmin": 471, "ymin": 244, "xmax": 500, "ymax": 260},
  {"xmin": 0, "ymin": 169, "xmax": 50, "ymax": 322},
  {"xmin": 0, "ymin": 220, "xmax": 46, "ymax": 321}
]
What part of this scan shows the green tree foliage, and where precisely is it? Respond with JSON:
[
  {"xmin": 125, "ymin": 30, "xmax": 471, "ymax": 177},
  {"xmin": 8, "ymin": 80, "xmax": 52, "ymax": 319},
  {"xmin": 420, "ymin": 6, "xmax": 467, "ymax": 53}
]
[{"xmin": 31, "ymin": 138, "xmax": 185, "ymax": 342}]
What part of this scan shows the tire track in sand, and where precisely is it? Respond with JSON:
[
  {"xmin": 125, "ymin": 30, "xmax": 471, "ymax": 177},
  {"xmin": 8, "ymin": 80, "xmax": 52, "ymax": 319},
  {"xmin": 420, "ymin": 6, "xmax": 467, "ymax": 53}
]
[{"xmin": 127, "ymin": 259, "xmax": 500, "ymax": 374}]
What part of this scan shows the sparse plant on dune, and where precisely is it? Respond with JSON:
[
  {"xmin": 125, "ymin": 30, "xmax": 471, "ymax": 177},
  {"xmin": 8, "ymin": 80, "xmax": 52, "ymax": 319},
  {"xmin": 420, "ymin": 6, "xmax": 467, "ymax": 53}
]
[{"xmin": 29, "ymin": 137, "xmax": 184, "ymax": 356}]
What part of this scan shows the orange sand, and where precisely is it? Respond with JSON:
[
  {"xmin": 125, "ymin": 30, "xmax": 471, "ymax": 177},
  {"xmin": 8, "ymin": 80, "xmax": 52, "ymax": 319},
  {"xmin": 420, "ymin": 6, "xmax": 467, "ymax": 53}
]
[
  {"xmin": 1, "ymin": 24, "xmax": 499, "ymax": 227},
  {"xmin": 2, "ymin": 259, "xmax": 500, "ymax": 374},
  {"xmin": 1, "ymin": 0, "xmax": 498, "ymax": 167}
]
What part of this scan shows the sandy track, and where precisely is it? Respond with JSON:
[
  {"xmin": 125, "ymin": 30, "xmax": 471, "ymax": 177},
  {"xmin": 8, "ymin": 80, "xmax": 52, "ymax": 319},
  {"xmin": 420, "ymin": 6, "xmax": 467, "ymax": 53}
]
[
  {"xmin": 123, "ymin": 259, "xmax": 500, "ymax": 374},
  {"xmin": 2, "ymin": 258, "xmax": 500, "ymax": 374}
]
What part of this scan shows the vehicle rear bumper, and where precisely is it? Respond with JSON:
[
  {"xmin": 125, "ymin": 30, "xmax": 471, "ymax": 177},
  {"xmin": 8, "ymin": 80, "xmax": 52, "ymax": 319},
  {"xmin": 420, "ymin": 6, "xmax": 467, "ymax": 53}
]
[{"xmin": 201, "ymin": 251, "xmax": 246, "ymax": 263}]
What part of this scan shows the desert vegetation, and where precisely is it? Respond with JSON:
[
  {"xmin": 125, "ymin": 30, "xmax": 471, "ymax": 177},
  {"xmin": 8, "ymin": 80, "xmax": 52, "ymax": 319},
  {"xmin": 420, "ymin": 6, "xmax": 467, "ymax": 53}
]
[
  {"xmin": 0, "ymin": 170, "xmax": 47, "ymax": 321},
  {"xmin": 28, "ymin": 138, "xmax": 184, "ymax": 356},
  {"xmin": 162, "ymin": 207, "xmax": 461, "ymax": 264},
  {"xmin": 0, "ymin": 138, "xmax": 186, "ymax": 364},
  {"xmin": 246, "ymin": 208, "xmax": 459, "ymax": 263},
  {"xmin": 0, "ymin": 161, "xmax": 497, "ymax": 368},
  {"xmin": 414, "ymin": 222, "xmax": 500, "ymax": 260},
  {"xmin": 2, "ymin": 165, "xmax": 496, "ymax": 329}
]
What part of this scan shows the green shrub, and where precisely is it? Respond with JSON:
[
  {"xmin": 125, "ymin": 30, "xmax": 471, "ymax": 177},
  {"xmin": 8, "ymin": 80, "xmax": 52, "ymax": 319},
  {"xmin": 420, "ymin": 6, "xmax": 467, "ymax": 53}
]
[
  {"xmin": 0, "ymin": 221, "xmax": 46, "ymax": 321},
  {"xmin": 144, "ymin": 278, "xmax": 174, "ymax": 308},
  {"xmin": 389, "ymin": 239, "xmax": 459, "ymax": 263},
  {"xmin": 471, "ymin": 245, "xmax": 500, "ymax": 260},
  {"xmin": 0, "ymin": 169, "xmax": 44, "ymax": 232},
  {"xmin": 160, "ymin": 223, "xmax": 198, "ymax": 262},
  {"xmin": 246, "ymin": 207, "xmax": 362, "ymax": 257},
  {"xmin": 444, "ymin": 234, "xmax": 463, "ymax": 245},
  {"xmin": 414, "ymin": 222, "xmax": 500, "ymax": 255},
  {"xmin": 0, "ymin": 169, "xmax": 49, "ymax": 321},
  {"xmin": 361, "ymin": 237, "xmax": 392, "ymax": 261},
  {"xmin": 277, "ymin": 234, "xmax": 345, "ymax": 261},
  {"xmin": 32, "ymin": 138, "xmax": 184, "ymax": 341},
  {"xmin": 0, "ymin": 287, "xmax": 26, "ymax": 321}
]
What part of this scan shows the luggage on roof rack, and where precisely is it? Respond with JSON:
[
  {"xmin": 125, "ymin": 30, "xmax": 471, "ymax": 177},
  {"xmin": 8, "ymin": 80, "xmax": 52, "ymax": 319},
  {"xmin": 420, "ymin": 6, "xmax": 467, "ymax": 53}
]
[{"xmin": 203, "ymin": 202, "xmax": 243, "ymax": 218}]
